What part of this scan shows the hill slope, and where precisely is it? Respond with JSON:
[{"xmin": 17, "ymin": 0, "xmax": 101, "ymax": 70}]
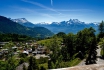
[{"xmin": 0, "ymin": 16, "xmax": 54, "ymax": 38}]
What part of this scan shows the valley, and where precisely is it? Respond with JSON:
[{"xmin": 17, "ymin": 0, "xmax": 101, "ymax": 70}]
[
  {"xmin": 0, "ymin": 15, "xmax": 104, "ymax": 70},
  {"xmin": 1, "ymin": 0, "xmax": 104, "ymax": 70}
]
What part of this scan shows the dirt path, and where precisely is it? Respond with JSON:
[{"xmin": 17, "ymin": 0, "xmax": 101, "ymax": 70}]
[{"xmin": 78, "ymin": 46, "xmax": 104, "ymax": 66}]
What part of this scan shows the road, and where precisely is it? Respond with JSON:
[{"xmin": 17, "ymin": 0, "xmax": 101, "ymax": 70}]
[
  {"xmin": 78, "ymin": 46, "xmax": 104, "ymax": 66},
  {"xmin": 96, "ymin": 46, "xmax": 104, "ymax": 64}
]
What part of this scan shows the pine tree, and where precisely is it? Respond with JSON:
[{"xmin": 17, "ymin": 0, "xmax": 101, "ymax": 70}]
[{"xmin": 85, "ymin": 27, "xmax": 97, "ymax": 65}]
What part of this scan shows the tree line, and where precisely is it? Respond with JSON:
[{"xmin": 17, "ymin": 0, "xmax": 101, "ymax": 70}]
[{"xmin": 0, "ymin": 33, "xmax": 33, "ymax": 42}]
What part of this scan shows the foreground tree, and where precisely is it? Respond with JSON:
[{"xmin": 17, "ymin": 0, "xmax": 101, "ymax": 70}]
[
  {"xmin": 48, "ymin": 36, "xmax": 63, "ymax": 69},
  {"xmin": 85, "ymin": 37, "xmax": 97, "ymax": 64},
  {"xmin": 85, "ymin": 27, "xmax": 97, "ymax": 65}
]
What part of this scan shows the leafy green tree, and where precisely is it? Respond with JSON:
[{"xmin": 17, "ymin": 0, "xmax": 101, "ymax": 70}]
[
  {"xmin": 3, "ymin": 41, "xmax": 14, "ymax": 49},
  {"xmin": 5, "ymin": 57, "xmax": 18, "ymax": 70},
  {"xmin": 98, "ymin": 21, "xmax": 104, "ymax": 39},
  {"xmin": 0, "ymin": 61, "xmax": 7, "ymax": 70},
  {"xmin": 60, "ymin": 46, "xmax": 70, "ymax": 61},
  {"xmin": 56, "ymin": 32, "xmax": 66, "ymax": 38},
  {"xmin": 99, "ymin": 38, "xmax": 104, "ymax": 58},
  {"xmin": 19, "ymin": 58, "xmax": 25, "ymax": 64},
  {"xmin": 49, "ymin": 36, "xmax": 61, "ymax": 63},
  {"xmin": 32, "ymin": 46, "xmax": 35, "ymax": 51},
  {"xmin": 48, "ymin": 60, "xmax": 55, "ymax": 69},
  {"xmin": 48, "ymin": 36, "xmax": 63, "ymax": 69},
  {"xmin": 76, "ymin": 29, "xmax": 89, "ymax": 54},
  {"xmin": 40, "ymin": 66, "xmax": 46, "ymax": 70},
  {"xmin": 63, "ymin": 33, "xmax": 76, "ymax": 57},
  {"xmin": 3, "ymin": 41, "xmax": 15, "ymax": 60}
]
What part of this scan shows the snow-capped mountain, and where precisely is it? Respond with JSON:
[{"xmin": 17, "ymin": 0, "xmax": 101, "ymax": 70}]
[
  {"xmin": 12, "ymin": 18, "xmax": 28, "ymax": 23},
  {"xmin": 11, "ymin": 18, "xmax": 100, "ymax": 34},
  {"xmin": 12, "ymin": 18, "xmax": 36, "ymax": 27}
]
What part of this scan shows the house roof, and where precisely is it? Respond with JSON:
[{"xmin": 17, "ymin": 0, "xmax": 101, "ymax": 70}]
[{"xmin": 23, "ymin": 51, "xmax": 29, "ymax": 54}]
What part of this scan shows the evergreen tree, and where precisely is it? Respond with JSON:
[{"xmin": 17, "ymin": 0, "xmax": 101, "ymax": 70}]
[
  {"xmin": 75, "ymin": 27, "xmax": 97, "ymax": 64},
  {"xmin": 56, "ymin": 32, "xmax": 66, "ymax": 38},
  {"xmin": 85, "ymin": 37, "xmax": 97, "ymax": 64},
  {"xmin": 85, "ymin": 27, "xmax": 97, "ymax": 65},
  {"xmin": 28, "ymin": 56, "xmax": 39, "ymax": 70}
]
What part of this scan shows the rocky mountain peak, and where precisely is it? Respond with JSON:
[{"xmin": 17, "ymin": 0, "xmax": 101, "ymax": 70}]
[{"xmin": 12, "ymin": 18, "xmax": 28, "ymax": 23}]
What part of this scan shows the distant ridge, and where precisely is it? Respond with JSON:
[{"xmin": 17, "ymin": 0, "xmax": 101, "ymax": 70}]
[{"xmin": 0, "ymin": 15, "xmax": 54, "ymax": 38}]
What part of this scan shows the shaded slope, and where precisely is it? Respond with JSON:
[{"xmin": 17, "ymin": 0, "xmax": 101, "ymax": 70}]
[{"xmin": 0, "ymin": 16, "xmax": 54, "ymax": 38}]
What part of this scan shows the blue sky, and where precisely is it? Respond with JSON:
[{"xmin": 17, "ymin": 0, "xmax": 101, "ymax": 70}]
[{"xmin": 0, "ymin": 0, "xmax": 104, "ymax": 23}]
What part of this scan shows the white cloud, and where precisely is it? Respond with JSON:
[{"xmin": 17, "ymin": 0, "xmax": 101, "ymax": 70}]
[
  {"xmin": 57, "ymin": 9, "xmax": 93, "ymax": 12},
  {"xmin": 21, "ymin": 0, "xmax": 61, "ymax": 14}
]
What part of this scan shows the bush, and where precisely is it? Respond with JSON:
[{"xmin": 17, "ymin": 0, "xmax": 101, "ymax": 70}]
[
  {"xmin": 19, "ymin": 53, "xmax": 27, "ymax": 58},
  {"xmin": 37, "ymin": 57, "xmax": 48, "ymax": 64},
  {"xmin": 19, "ymin": 58, "xmax": 25, "ymax": 64},
  {"xmin": 40, "ymin": 66, "xmax": 46, "ymax": 70}
]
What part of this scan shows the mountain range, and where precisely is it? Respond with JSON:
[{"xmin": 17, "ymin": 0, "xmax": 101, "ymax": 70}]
[
  {"xmin": 12, "ymin": 18, "xmax": 100, "ymax": 34},
  {"xmin": 0, "ymin": 16, "xmax": 54, "ymax": 38}
]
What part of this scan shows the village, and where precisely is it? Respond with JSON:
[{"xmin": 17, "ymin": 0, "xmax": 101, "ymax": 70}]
[{"xmin": 0, "ymin": 40, "xmax": 49, "ymax": 60}]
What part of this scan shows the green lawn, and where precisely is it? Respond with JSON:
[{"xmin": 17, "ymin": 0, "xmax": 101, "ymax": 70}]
[
  {"xmin": 100, "ymin": 48, "xmax": 104, "ymax": 56},
  {"xmin": 69, "ymin": 58, "xmax": 81, "ymax": 66},
  {"xmin": 37, "ymin": 38, "xmax": 62, "ymax": 47}
]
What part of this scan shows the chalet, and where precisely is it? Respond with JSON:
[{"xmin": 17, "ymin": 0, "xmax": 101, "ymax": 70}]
[
  {"xmin": 0, "ymin": 42, "xmax": 8, "ymax": 46},
  {"xmin": 22, "ymin": 50, "xmax": 29, "ymax": 56},
  {"xmin": 12, "ymin": 46, "xmax": 18, "ymax": 52},
  {"xmin": 32, "ymin": 45, "xmax": 46, "ymax": 55}
]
